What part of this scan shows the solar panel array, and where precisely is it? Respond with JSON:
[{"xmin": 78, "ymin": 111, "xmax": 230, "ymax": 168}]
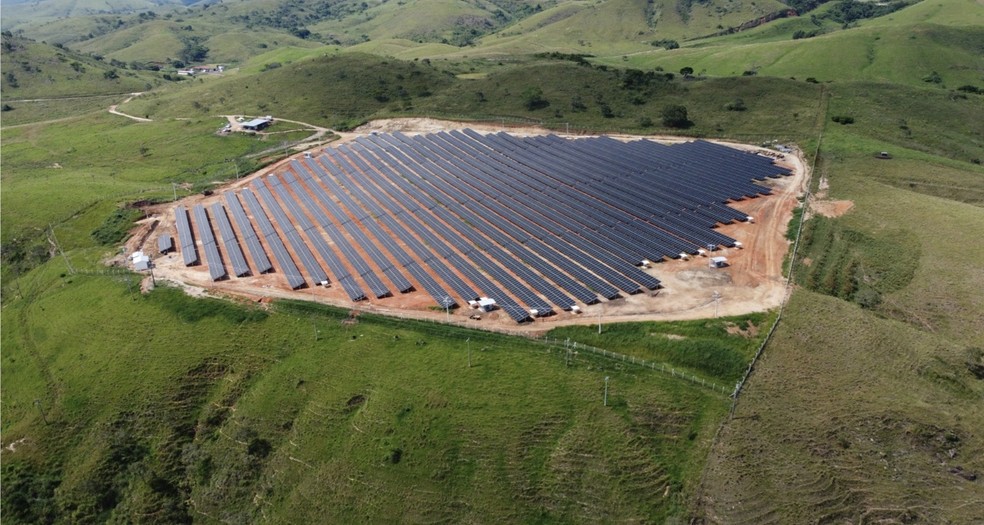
[{"xmin": 173, "ymin": 130, "xmax": 790, "ymax": 323}]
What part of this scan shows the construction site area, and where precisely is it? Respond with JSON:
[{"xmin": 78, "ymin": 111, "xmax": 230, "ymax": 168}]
[{"xmin": 126, "ymin": 119, "xmax": 808, "ymax": 330}]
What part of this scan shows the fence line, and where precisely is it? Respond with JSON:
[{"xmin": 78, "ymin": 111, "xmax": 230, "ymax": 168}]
[{"xmin": 727, "ymin": 85, "xmax": 826, "ymax": 410}]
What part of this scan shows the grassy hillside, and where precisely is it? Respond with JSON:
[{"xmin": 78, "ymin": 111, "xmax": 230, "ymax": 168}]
[
  {"xmin": 0, "ymin": 262, "xmax": 742, "ymax": 523},
  {"xmin": 0, "ymin": 34, "xmax": 162, "ymax": 98},
  {"xmin": 691, "ymin": 54, "xmax": 984, "ymax": 523},
  {"xmin": 7, "ymin": 0, "xmax": 817, "ymax": 64},
  {"xmin": 120, "ymin": 51, "xmax": 825, "ymax": 140},
  {"xmin": 698, "ymin": 290, "xmax": 984, "ymax": 523},
  {"xmin": 613, "ymin": 0, "xmax": 984, "ymax": 87},
  {"xmin": 0, "ymin": 0, "xmax": 184, "ymax": 32},
  {"xmin": 471, "ymin": 0, "xmax": 790, "ymax": 57}
]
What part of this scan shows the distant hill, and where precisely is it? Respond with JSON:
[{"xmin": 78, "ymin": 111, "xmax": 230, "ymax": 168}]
[
  {"xmin": 612, "ymin": 0, "xmax": 984, "ymax": 87},
  {"xmin": 5, "ymin": 0, "xmax": 817, "ymax": 64},
  {"xmin": 0, "ymin": 33, "xmax": 164, "ymax": 98},
  {"xmin": 0, "ymin": 0, "xmax": 187, "ymax": 32}
]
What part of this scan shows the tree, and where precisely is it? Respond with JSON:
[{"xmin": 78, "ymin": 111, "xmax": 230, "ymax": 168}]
[
  {"xmin": 679, "ymin": 66, "xmax": 694, "ymax": 77},
  {"xmin": 661, "ymin": 104, "xmax": 690, "ymax": 128},
  {"xmin": 522, "ymin": 87, "xmax": 549, "ymax": 110}
]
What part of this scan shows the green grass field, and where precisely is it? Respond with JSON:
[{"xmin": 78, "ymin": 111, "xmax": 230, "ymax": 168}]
[{"xmin": 1, "ymin": 268, "xmax": 734, "ymax": 523}]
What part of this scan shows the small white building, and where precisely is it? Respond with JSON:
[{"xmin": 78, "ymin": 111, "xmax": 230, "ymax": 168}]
[
  {"xmin": 476, "ymin": 297, "xmax": 496, "ymax": 312},
  {"xmin": 133, "ymin": 255, "xmax": 151, "ymax": 271},
  {"xmin": 709, "ymin": 256, "xmax": 728, "ymax": 269}
]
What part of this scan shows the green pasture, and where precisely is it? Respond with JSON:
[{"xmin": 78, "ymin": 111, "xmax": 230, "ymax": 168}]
[{"xmin": 1, "ymin": 270, "xmax": 730, "ymax": 523}]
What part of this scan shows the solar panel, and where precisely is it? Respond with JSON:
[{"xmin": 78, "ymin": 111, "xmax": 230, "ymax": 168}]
[
  {"xmin": 251, "ymin": 178, "xmax": 329, "ymax": 285},
  {"xmin": 209, "ymin": 203, "xmax": 250, "ymax": 277},
  {"xmin": 187, "ymin": 130, "xmax": 787, "ymax": 321},
  {"xmin": 157, "ymin": 234, "xmax": 173, "ymax": 254},
  {"xmin": 192, "ymin": 204, "xmax": 227, "ymax": 281},
  {"xmin": 174, "ymin": 206, "xmax": 199, "ymax": 266},
  {"xmin": 240, "ymin": 189, "xmax": 306, "ymax": 289},
  {"xmin": 224, "ymin": 192, "xmax": 273, "ymax": 274}
]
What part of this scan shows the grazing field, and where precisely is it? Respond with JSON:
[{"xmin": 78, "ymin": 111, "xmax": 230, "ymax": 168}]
[
  {"xmin": 1, "ymin": 266, "xmax": 747, "ymax": 523},
  {"xmin": 696, "ymin": 291, "xmax": 984, "ymax": 523}
]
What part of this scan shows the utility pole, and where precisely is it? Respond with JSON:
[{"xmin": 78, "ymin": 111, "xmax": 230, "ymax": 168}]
[
  {"xmin": 48, "ymin": 224, "xmax": 75, "ymax": 275},
  {"xmin": 467, "ymin": 337, "xmax": 471, "ymax": 368},
  {"xmin": 231, "ymin": 158, "xmax": 240, "ymax": 179},
  {"xmin": 597, "ymin": 308, "xmax": 602, "ymax": 335},
  {"xmin": 603, "ymin": 376, "xmax": 610, "ymax": 406},
  {"xmin": 712, "ymin": 291, "xmax": 721, "ymax": 317},
  {"xmin": 444, "ymin": 296, "xmax": 451, "ymax": 323},
  {"xmin": 172, "ymin": 182, "xmax": 178, "ymax": 201}
]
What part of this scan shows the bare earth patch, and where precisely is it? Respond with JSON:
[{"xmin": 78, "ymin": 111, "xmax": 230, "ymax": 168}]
[{"xmin": 811, "ymin": 199, "xmax": 854, "ymax": 218}]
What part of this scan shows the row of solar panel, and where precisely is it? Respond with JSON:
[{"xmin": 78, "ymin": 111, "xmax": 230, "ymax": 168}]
[
  {"xmin": 453, "ymin": 131, "xmax": 733, "ymax": 256},
  {"xmin": 329, "ymin": 130, "xmax": 787, "ymax": 315},
  {"xmin": 363, "ymin": 131, "xmax": 664, "ymax": 285},
  {"xmin": 355, "ymin": 133, "xmax": 645, "ymax": 298},
  {"xmin": 174, "ymin": 206, "xmax": 199, "ymax": 266},
  {"xmin": 353, "ymin": 134, "xmax": 655, "ymax": 297},
  {"xmin": 341, "ymin": 141, "xmax": 541, "ymax": 321},
  {"xmin": 320, "ymin": 145, "xmax": 532, "ymax": 321}
]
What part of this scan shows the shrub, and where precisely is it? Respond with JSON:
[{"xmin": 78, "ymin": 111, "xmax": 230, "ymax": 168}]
[
  {"xmin": 522, "ymin": 87, "xmax": 549, "ymax": 110},
  {"xmin": 922, "ymin": 71, "xmax": 942, "ymax": 84},
  {"xmin": 661, "ymin": 104, "xmax": 690, "ymax": 128},
  {"xmin": 92, "ymin": 207, "xmax": 143, "ymax": 245},
  {"xmin": 831, "ymin": 115, "xmax": 855, "ymax": 124},
  {"xmin": 725, "ymin": 98, "xmax": 747, "ymax": 111},
  {"xmin": 650, "ymin": 39, "xmax": 679, "ymax": 49}
]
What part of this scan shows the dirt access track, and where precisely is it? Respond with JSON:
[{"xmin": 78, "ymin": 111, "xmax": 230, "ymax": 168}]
[{"xmin": 125, "ymin": 117, "xmax": 809, "ymax": 334}]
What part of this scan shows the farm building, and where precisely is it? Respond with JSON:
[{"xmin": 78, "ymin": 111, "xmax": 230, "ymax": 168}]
[{"xmin": 242, "ymin": 118, "xmax": 272, "ymax": 131}]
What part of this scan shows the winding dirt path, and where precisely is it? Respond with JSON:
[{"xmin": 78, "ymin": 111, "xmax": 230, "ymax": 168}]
[{"xmin": 108, "ymin": 92, "xmax": 151, "ymax": 122}]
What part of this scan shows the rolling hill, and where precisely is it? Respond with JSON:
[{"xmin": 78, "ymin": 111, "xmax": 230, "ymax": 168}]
[
  {"xmin": 0, "ymin": 33, "xmax": 163, "ymax": 98},
  {"xmin": 6, "ymin": 0, "xmax": 820, "ymax": 64}
]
